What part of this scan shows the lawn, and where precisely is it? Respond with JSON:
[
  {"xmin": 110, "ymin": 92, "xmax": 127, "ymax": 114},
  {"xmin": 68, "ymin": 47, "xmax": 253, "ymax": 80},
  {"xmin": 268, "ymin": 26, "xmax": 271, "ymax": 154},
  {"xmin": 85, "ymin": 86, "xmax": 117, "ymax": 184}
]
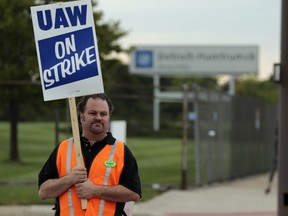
[{"xmin": 0, "ymin": 121, "xmax": 186, "ymax": 205}]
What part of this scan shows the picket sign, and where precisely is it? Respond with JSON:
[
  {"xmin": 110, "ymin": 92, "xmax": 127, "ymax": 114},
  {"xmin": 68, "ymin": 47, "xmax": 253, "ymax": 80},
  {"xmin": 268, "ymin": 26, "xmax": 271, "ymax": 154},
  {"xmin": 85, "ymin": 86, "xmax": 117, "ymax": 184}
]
[
  {"xmin": 68, "ymin": 97, "xmax": 87, "ymax": 209},
  {"xmin": 31, "ymin": 0, "xmax": 105, "ymax": 210}
]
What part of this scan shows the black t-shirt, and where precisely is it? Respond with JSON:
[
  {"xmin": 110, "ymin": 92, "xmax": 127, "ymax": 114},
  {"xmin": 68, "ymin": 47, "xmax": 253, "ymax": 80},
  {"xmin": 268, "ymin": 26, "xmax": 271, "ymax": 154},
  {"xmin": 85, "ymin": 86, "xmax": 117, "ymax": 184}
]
[{"xmin": 38, "ymin": 132, "xmax": 141, "ymax": 216}]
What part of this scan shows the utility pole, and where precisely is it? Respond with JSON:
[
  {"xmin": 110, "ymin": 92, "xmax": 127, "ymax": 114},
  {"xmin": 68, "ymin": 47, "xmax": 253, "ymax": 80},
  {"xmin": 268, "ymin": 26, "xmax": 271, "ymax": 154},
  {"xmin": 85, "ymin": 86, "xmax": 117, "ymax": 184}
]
[{"xmin": 279, "ymin": 1, "xmax": 288, "ymax": 215}]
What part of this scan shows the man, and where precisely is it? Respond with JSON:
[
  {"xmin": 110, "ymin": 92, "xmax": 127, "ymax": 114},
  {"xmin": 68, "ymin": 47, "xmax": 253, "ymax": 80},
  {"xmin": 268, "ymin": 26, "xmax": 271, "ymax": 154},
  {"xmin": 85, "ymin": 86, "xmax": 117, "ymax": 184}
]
[{"xmin": 38, "ymin": 93, "xmax": 141, "ymax": 216}]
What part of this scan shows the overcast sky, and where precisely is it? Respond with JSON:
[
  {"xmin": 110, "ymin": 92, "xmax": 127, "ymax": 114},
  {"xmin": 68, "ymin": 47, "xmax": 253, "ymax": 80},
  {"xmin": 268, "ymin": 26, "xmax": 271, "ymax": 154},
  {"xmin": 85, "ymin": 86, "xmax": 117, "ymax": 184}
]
[{"xmin": 97, "ymin": 0, "xmax": 281, "ymax": 80}]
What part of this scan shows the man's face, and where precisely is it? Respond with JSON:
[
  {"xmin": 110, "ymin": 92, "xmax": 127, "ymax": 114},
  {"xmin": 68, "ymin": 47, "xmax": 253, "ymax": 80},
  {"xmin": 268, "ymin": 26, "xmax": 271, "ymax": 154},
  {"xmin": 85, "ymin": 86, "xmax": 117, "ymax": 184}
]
[{"xmin": 80, "ymin": 97, "xmax": 110, "ymax": 136}]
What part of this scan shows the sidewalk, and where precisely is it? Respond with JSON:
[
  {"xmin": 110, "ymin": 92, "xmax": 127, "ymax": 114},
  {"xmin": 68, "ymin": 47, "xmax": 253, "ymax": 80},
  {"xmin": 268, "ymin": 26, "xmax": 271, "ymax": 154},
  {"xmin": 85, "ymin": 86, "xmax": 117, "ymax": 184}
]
[
  {"xmin": 132, "ymin": 173, "xmax": 277, "ymax": 216},
  {"xmin": 0, "ymin": 173, "xmax": 277, "ymax": 216}
]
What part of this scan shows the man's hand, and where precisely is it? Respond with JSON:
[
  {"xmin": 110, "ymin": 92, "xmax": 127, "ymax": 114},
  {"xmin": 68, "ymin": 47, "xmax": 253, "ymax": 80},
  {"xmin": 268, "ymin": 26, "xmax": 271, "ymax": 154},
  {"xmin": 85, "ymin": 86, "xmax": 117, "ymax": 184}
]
[
  {"xmin": 75, "ymin": 179, "xmax": 95, "ymax": 199},
  {"xmin": 70, "ymin": 166, "xmax": 87, "ymax": 184},
  {"xmin": 39, "ymin": 166, "xmax": 87, "ymax": 200}
]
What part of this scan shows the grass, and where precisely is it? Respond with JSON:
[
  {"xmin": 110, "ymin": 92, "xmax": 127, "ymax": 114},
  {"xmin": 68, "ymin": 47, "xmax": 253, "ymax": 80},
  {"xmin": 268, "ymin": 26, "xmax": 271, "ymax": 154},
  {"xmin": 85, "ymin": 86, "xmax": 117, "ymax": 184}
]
[
  {"xmin": 127, "ymin": 137, "xmax": 182, "ymax": 184},
  {"xmin": 0, "ymin": 121, "xmax": 185, "ymax": 205}
]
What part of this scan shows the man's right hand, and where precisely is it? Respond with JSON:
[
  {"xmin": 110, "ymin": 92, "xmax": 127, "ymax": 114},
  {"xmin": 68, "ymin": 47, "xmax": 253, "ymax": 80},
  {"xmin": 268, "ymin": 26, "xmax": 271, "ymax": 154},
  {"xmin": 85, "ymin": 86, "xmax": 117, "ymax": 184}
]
[{"xmin": 70, "ymin": 166, "xmax": 87, "ymax": 184}]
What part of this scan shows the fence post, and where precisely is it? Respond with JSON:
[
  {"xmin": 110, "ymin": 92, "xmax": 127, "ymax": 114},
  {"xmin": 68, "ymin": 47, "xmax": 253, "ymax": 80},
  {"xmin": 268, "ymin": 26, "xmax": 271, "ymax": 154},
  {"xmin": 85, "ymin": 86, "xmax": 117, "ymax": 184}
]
[
  {"xmin": 193, "ymin": 84, "xmax": 201, "ymax": 185},
  {"xmin": 181, "ymin": 84, "xmax": 189, "ymax": 190}
]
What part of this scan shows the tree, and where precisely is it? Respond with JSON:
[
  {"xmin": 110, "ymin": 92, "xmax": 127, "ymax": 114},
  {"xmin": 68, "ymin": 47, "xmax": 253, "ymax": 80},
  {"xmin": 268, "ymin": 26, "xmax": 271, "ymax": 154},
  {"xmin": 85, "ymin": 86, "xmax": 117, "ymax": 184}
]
[
  {"xmin": 235, "ymin": 76, "xmax": 278, "ymax": 104},
  {"xmin": 0, "ymin": 0, "xmax": 37, "ymax": 162},
  {"xmin": 0, "ymin": 0, "xmax": 127, "ymax": 162}
]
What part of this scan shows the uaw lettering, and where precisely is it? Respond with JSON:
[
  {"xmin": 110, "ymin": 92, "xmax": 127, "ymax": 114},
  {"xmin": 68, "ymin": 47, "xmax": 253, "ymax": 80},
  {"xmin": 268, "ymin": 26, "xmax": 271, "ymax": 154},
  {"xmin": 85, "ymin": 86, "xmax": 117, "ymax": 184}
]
[
  {"xmin": 38, "ymin": 27, "xmax": 98, "ymax": 90},
  {"xmin": 36, "ymin": 4, "xmax": 87, "ymax": 30}
]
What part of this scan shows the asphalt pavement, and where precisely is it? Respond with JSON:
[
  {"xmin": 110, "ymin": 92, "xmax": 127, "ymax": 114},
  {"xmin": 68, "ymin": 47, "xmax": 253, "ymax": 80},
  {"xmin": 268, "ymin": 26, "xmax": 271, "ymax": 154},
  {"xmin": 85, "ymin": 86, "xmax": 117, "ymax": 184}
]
[{"xmin": 0, "ymin": 173, "xmax": 277, "ymax": 216}]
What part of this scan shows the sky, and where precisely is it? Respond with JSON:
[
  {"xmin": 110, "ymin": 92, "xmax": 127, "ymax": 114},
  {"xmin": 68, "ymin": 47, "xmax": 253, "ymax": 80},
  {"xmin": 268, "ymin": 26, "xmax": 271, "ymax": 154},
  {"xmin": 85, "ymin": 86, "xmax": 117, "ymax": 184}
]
[{"xmin": 97, "ymin": 0, "xmax": 281, "ymax": 80}]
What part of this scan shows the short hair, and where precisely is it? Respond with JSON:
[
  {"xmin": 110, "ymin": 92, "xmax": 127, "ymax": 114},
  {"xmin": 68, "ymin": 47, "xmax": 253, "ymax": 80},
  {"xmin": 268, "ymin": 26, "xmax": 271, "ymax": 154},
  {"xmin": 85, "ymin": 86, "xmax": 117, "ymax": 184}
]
[{"xmin": 77, "ymin": 93, "xmax": 114, "ymax": 115}]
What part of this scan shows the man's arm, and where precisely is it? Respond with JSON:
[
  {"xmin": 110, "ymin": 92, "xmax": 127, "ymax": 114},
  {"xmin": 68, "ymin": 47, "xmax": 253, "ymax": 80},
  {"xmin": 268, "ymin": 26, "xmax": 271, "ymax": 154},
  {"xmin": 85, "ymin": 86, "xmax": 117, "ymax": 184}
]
[
  {"xmin": 75, "ymin": 180, "xmax": 140, "ymax": 202},
  {"xmin": 39, "ymin": 166, "xmax": 87, "ymax": 200}
]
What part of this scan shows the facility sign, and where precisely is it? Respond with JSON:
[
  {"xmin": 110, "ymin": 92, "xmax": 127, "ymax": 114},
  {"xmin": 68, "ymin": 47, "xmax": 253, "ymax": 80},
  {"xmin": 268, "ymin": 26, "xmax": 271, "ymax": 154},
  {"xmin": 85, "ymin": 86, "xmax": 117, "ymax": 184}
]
[
  {"xmin": 31, "ymin": 0, "xmax": 104, "ymax": 101},
  {"xmin": 129, "ymin": 46, "xmax": 258, "ymax": 76}
]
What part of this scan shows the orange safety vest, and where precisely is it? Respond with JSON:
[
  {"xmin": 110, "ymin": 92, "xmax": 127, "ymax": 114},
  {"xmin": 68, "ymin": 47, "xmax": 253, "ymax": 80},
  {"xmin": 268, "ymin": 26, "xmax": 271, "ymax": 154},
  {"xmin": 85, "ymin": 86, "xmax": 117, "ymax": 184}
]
[{"xmin": 56, "ymin": 138, "xmax": 125, "ymax": 216}]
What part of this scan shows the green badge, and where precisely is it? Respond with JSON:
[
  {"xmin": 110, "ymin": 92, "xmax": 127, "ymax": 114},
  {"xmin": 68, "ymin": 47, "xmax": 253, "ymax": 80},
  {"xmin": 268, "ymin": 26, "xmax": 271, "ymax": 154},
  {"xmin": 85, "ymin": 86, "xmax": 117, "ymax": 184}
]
[{"xmin": 104, "ymin": 160, "xmax": 116, "ymax": 168}]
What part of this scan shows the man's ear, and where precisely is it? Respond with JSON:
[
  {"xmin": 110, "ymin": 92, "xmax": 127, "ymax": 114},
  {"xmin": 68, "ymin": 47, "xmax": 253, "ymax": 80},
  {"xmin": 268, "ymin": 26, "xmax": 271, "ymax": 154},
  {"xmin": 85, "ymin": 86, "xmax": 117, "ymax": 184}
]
[{"xmin": 79, "ymin": 113, "xmax": 84, "ymax": 122}]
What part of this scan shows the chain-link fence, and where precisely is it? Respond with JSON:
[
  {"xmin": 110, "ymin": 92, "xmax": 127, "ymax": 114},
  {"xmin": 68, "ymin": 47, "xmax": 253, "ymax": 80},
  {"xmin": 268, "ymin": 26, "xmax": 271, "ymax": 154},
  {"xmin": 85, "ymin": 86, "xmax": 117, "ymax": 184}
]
[{"xmin": 186, "ymin": 87, "xmax": 277, "ymax": 186}]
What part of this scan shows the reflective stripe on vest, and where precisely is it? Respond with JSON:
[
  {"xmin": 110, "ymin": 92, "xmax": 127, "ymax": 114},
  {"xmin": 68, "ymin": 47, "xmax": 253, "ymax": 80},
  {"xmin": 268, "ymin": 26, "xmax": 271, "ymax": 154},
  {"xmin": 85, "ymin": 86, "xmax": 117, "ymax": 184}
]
[
  {"xmin": 67, "ymin": 138, "xmax": 74, "ymax": 216},
  {"xmin": 99, "ymin": 140, "xmax": 118, "ymax": 216},
  {"xmin": 56, "ymin": 138, "xmax": 124, "ymax": 216}
]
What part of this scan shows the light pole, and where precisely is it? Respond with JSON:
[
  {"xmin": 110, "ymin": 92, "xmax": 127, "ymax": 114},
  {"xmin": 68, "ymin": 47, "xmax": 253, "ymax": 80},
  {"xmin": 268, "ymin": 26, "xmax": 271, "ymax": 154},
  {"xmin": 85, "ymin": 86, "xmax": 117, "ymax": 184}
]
[{"xmin": 278, "ymin": 1, "xmax": 288, "ymax": 215}]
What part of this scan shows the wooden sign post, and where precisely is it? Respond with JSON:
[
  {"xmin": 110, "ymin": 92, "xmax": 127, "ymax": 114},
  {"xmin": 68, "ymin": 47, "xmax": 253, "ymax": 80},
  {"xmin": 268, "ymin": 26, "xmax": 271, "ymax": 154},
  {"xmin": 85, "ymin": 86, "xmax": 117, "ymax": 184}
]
[{"xmin": 68, "ymin": 97, "xmax": 87, "ymax": 209}]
